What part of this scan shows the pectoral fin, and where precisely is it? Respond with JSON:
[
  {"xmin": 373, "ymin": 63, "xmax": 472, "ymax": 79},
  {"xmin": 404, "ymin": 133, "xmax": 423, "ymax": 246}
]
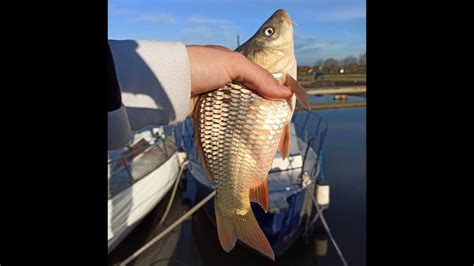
[{"xmin": 284, "ymin": 73, "xmax": 310, "ymax": 109}]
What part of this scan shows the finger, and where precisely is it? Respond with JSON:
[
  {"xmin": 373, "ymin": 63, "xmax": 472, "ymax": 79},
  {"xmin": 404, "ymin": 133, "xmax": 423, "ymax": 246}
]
[{"xmin": 230, "ymin": 53, "xmax": 293, "ymax": 100}]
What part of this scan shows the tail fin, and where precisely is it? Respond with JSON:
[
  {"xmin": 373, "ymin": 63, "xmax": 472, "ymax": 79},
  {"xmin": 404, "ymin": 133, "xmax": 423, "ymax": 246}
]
[{"xmin": 215, "ymin": 204, "xmax": 275, "ymax": 261}]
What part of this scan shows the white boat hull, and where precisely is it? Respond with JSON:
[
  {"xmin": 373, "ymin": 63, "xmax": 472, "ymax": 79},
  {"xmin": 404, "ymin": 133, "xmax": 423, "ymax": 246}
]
[{"xmin": 107, "ymin": 152, "xmax": 182, "ymax": 252}]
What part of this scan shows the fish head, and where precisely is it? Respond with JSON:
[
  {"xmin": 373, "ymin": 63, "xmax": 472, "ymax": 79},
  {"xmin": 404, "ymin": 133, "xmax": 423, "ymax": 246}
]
[
  {"xmin": 236, "ymin": 9, "xmax": 296, "ymax": 76},
  {"xmin": 252, "ymin": 9, "xmax": 294, "ymax": 50}
]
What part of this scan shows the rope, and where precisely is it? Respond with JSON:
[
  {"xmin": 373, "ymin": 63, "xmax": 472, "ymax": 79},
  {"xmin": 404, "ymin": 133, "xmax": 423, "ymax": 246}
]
[
  {"xmin": 157, "ymin": 161, "xmax": 189, "ymax": 228},
  {"xmin": 118, "ymin": 190, "xmax": 216, "ymax": 266},
  {"xmin": 310, "ymin": 193, "xmax": 348, "ymax": 266},
  {"xmin": 308, "ymin": 205, "xmax": 327, "ymax": 226}
]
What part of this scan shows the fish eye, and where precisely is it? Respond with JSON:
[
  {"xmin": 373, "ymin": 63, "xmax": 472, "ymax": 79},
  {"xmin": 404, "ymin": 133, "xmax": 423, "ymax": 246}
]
[{"xmin": 264, "ymin": 27, "xmax": 274, "ymax": 36}]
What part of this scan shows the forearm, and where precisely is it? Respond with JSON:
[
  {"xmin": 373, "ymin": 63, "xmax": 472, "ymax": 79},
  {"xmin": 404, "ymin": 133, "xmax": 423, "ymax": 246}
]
[{"xmin": 109, "ymin": 40, "xmax": 191, "ymax": 130}]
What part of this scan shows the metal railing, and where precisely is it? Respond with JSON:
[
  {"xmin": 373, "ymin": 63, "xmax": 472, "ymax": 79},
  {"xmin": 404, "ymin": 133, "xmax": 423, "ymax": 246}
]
[
  {"xmin": 292, "ymin": 110, "xmax": 328, "ymax": 179},
  {"xmin": 108, "ymin": 129, "xmax": 178, "ymax": 199}
]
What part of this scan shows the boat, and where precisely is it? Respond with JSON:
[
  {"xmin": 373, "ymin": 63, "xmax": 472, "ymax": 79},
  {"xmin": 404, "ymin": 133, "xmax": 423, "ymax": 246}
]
[
  {"xmin": 333, "ymin": 94, "xmax": 348, "ymax": 102},
  {"xmin": 107, "ymin": 125, "xmax": 187, "ymax": 253},
  {"xmin": 179, "ymin": 110, "xmax": 328, "ymax": 257}
]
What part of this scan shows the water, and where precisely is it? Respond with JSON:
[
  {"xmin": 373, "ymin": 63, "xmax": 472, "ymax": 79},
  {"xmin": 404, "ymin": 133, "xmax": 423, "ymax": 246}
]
[
  {"xmin": 108, "ymin": 95, "xmax": 366, "ymax": 266},
  {"xmin": 314, "ymin": 95, "xmax": 366, "ymax": 265}
]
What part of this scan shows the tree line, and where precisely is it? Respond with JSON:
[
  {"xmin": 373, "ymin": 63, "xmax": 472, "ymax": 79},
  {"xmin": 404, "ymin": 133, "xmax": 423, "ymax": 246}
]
[{"xmin": 314, "ymin": 52, "xmax": 366, "ymax": 74}]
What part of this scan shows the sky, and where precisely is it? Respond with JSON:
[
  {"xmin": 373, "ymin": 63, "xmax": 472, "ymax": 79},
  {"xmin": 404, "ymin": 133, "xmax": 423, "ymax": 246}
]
[{"xmin": 108, "ymin": 0, "xmax": 366, "ymax": 66}]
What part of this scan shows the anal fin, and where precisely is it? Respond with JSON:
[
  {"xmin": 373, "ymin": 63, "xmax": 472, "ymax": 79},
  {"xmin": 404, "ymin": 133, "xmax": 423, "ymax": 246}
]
[
  {"xmin": 278, "ymin": 122, "xmax": 291, "ymax": 159},
  {"xmin": 250, "ymin": 177, "xmax": 269, "ymax": 212}
]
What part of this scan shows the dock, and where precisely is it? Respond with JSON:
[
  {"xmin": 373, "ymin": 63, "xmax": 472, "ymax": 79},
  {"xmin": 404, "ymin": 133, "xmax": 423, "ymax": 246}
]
[
  {"xmin": 297, "ymin": 101, "xmax": 366, "ymax": 111},
  {"xmin": 295, "ymin": 85, "xmax": 367, "ymax": 110},
  {"xmin": 305, "ymin": 86, "xmax": 366, "ymax": 96}
]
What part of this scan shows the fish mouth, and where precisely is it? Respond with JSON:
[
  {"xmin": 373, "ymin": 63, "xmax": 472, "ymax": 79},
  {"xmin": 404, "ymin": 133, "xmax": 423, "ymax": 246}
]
[{"xmin": 274, "ymin": 9, "xmax": 292, "ymax": 25}]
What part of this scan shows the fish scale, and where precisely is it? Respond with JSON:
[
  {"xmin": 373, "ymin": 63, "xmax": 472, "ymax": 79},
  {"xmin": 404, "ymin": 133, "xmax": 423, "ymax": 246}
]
[{"xmin": 196, "ymin": 83, "xmax": 291, "ymax": 216}]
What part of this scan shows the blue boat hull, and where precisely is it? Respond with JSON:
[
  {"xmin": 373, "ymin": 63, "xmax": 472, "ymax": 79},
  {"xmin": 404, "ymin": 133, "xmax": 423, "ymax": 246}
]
[{"xmin": 190, "ymin": 171, "xmax": 319, "ymax": 257}]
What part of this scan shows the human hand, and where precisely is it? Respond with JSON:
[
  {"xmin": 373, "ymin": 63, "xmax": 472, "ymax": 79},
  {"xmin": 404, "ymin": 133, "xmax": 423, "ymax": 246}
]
[{"xmin": 186, "ymin": 45, "xmax": 293, "ymax": 115}]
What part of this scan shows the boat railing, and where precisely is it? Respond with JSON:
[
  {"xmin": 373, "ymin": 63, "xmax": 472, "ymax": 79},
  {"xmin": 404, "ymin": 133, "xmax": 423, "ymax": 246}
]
[
  {"xmin": 108, "ymin": 128, "xmax": 177, "ymax": 199},
  {"xmin": 177, "ymin": 118, "xmax": 199, "ymax": 161},
  {"xmin": 291, "ymin": 110, "xmax": 328, "ymax": 179}
]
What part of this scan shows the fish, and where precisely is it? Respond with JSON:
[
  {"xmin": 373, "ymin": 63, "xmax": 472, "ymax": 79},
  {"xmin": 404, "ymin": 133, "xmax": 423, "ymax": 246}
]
[{"xmin": 192, "ymin": 9, "xmax": 309, "ymax": 260}]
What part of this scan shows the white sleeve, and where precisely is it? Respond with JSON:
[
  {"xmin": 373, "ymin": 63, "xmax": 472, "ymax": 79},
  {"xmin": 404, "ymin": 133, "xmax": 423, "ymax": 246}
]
[{"xmin": 108, "ymin": 40, "xmax": 191, "ymax": 131}]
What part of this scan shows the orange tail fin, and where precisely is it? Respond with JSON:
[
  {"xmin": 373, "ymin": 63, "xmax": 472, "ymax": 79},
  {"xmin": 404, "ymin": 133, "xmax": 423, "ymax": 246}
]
[{"xmin": 215, "ymin": 203, "xmax": 275, "ymax": 260}]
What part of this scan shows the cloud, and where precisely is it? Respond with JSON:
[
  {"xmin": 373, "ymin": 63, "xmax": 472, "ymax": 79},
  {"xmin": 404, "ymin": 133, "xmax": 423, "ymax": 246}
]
[
  {"xmin": 318, "ymin": 8, "xmax": 366, "ymax": 21},
  {"xmin": 180, "ymin": 26, "xmax": 213, "ymax": 38},
  {"xmin": 179, "ymin": 15, "xmax": 240, "ymax": 48},
  {"xmin": 343, "ymin": 30, "xmax": 365, "ymax": 42},
  {"xmin": 188, "ymin": 16, "xmax": 233, "ymax": 26},
  {"xmin": 295, "ymin": 34, "xmax": 343, "ymax": 53},
  {"xmin": 137, "ymin": 13, "xmax": 176, "ymax": 24},
  {"xmin": 109, "ymin": 7, "xmax": 131, "ymax": 16},
  {"xmin": 294, "ymin": 33, "xmax": 366, "ymax": 65}
]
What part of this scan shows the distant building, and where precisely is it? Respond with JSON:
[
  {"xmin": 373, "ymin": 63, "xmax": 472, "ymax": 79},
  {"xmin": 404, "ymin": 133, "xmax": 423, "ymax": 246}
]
[{"xmin": 315, "ymin": 71, "xmax": 325, "ymax": 79}]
